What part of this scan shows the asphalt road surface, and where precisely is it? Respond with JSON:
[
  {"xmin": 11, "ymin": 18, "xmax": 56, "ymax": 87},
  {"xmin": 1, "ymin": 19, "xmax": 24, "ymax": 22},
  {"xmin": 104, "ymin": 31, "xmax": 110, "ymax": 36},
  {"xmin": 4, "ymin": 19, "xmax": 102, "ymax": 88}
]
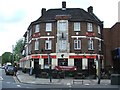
[{"xmin": 1, "ymin": 68, "xmax": 120, "ymax": 90}]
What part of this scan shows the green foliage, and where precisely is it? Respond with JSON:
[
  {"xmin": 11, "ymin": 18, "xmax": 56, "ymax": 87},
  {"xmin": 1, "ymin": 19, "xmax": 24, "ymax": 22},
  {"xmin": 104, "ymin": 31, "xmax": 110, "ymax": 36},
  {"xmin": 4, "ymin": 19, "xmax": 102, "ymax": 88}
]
[
  {"xmin": 2, "ymin": 52, "xmax": 13, "ymax": 65},
  {"xmin": 14, "ymin": 38, "xmax": 24, "ymax": 62},
  {"xmin": 1, "ymin": 38, "xmax": 24, "ymax": 64}
]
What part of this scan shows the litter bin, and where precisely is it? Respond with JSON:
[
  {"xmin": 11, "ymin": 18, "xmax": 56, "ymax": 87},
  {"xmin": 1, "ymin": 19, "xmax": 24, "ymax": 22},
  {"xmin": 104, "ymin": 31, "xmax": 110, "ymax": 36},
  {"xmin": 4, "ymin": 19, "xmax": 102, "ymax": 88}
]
[{"xmin": 111, "ymin": 74, "xmax": 120, "ymax": 85}]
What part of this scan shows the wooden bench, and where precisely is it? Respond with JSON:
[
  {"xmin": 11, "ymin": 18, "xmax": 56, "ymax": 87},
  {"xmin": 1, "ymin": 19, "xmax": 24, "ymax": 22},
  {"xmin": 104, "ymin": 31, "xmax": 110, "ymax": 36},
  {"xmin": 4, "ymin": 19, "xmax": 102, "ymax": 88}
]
[{"xmin": 73, "ymin": 80, "xmax": 84, "ymax": 84}]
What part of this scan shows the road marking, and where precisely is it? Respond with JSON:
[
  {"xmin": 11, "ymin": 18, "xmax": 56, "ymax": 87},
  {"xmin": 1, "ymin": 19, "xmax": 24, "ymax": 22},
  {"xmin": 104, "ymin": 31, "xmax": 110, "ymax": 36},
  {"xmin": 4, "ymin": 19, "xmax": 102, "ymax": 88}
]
[
  {"xmin": 0, "ymin": 76, "xmax": 3, "ymax": 81},
  {"xmin": 17, "ymin": 85, "xmax": 21, "ymax": 87},
  {"xmin": 6, "ymin": 82, "xmax": 10, "ymax": 84},
  {"xmin": 84, "ymin": 84, "xmax": 90, "ymax": 85},
  {"xmin": 13, "ymin": 76, "xmax": 20, "ymax": 83},
  {"xmin": 67, "ymin": 83, "xmax": 71, "ymax": 85}
]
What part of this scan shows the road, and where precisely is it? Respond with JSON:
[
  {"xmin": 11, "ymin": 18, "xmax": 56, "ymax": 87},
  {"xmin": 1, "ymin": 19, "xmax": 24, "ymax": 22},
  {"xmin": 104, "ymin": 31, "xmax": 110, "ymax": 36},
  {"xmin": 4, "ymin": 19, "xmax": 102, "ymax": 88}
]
[{"xmin": 1, "ymin": 68, "xmax": 120, "ymax": 90}]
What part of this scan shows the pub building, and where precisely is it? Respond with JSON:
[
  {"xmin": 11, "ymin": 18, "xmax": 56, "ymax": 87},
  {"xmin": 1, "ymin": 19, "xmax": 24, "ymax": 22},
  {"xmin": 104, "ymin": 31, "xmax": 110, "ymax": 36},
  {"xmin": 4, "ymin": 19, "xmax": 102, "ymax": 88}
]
[{"xmin": 20, "ymin": 1, "xmax": 103, "ymax": 78}]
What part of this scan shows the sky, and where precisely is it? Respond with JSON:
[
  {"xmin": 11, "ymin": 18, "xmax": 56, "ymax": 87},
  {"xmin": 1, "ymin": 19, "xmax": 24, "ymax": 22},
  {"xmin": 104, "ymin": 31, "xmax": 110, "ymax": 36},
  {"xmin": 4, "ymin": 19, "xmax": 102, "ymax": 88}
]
[{"xmin": 0, "ymin": 0, "xmax": 120, "ymax": 56}]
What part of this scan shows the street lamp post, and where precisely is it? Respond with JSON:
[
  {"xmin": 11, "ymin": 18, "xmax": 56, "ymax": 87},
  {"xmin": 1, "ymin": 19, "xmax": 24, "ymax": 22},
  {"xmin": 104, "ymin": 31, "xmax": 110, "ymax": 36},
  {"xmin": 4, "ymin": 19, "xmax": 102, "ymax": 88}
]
[{"xmin": 97, "ymin": 55, "xmax": 101, "ymax": 84}]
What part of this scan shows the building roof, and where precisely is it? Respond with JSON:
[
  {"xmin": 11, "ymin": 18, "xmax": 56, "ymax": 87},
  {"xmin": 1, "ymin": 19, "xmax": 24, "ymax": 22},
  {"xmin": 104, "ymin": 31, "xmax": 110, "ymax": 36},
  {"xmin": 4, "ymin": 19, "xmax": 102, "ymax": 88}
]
[
  {"xmin": 28, "ymin": 7, "xmax": 103, "ymax": 30},
  {"xmin": 39, "ymin": 8, "xmax": 101, "ymax": 22}
]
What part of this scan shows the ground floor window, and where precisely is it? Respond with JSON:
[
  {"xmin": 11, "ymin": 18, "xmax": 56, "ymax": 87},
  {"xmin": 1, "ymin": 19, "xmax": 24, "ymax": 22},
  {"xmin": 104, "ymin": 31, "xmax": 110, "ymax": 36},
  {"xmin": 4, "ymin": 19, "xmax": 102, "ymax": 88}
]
[
  {"xmin": 44, "ymin": 59, "xmax": 49, "ymax": 69},
  {"xmin": 58, "ymin": 59, "xmax": 68, "ymax": 66}
]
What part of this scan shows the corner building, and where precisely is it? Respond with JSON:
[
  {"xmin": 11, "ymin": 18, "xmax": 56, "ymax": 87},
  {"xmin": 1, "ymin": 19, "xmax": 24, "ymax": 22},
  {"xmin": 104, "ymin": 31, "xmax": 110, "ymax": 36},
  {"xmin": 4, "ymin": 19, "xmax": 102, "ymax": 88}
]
[{"xmin": 20, "ymin": 2, "xmax": 104, "ymax": 77}]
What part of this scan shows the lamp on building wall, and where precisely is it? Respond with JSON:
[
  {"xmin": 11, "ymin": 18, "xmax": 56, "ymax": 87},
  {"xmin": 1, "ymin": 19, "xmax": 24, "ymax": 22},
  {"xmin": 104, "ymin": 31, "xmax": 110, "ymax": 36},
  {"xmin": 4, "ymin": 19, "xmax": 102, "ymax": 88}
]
[{"xmin": 61, "ymin": 54, "xmax": 64, "ymax": 58}]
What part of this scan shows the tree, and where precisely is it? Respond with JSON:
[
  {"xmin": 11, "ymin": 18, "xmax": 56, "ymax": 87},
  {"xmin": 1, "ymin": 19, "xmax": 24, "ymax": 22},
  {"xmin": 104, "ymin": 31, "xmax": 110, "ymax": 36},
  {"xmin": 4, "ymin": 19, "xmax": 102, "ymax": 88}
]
[
  {"xmin": 2, "ymin": 52, "xmax": 13, "ymax": 65},
  {"xmin": 14, "ymin": 38, "xmax": 24, "ymax": 62}
]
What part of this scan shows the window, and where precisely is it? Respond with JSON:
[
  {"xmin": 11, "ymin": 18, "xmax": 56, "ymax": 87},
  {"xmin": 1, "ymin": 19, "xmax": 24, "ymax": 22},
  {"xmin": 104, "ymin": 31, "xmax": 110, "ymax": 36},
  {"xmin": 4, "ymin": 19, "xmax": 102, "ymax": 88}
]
[
  {"xmin": 44, "ymin": 59, "xmax": 49, "ymax": 69},
  {"xmin": 29, "ymin": 28, "xmax": 32, "ymax": 37},
  {"xmin": 59, "ymin": 40, "xmax": 67, "ymax": 50},
  {"xmin": 59, "ymin": 21, "xmax": 67, "ymax": 32},
  {"xmin": 87, "ymin": 23, "xmax": 93, "ymax": 32},
  {"xmin": 45, "ymin": 40, "xmax": 52, "ymax": 50},
  {"xmin": 88, "ymin": 39, "xmax": 94, "ymax": 50},
  {"xmin": 46, "ymin": 23, "xmax": 52, "ymax": 31},
  {"xmin": 98, "ymin": 26, "xmax": 101, "ymax": 34},
  {"xmin": 58, "ymin": 59, "xmax": 68, "ymax": 66},
  {"xmin": 74, "ymin": 39, "xmax": 81, "ymax": 50},
  {"xmin": 74, "ymin": 22, "xmax": 80, "ymax": 31},
  {"xmin": 29, "ymin": 43, "xmax": 32, "ymax": 54},
  {"xmin": 25, "ymin": 46, "xmax": 28, "ymax": 55},
  {"xmin": 35, "ymin": 40, "xmax": 39, "ymax": 50},
  {"xmin": 98, "ymin": 40, "xmax": 101, "ymax": 51},
  {"xmin": 35, "ymin": 24, "xmax": 39, "ymax": 33}
]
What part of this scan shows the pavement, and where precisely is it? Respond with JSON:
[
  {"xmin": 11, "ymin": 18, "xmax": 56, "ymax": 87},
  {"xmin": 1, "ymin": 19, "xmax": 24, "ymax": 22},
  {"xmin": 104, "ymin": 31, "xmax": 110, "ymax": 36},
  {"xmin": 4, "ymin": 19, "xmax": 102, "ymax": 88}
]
[{"xmin": 16, "ymin": 70, "xmax": 112, "ymax": 85}]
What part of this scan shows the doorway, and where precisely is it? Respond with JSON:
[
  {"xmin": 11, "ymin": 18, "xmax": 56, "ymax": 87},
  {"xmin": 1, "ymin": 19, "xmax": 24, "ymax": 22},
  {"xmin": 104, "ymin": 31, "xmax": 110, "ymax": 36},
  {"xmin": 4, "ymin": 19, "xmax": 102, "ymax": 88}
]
[
  {"xmin": 74, "ymin": 59, "xmax": 82, "ymax": 71},
  {"xmin": 88, "ymin": 58, "xmax": 95, "ymax": 76}
]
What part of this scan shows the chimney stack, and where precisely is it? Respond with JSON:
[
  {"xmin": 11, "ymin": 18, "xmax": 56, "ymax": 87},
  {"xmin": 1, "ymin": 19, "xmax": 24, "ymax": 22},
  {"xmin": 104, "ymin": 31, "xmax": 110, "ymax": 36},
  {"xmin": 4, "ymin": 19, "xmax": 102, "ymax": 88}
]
[
  {"xmin": 62, "ymin": 1, "xmax": 66, "ymax": 10},
  {"xmin": 118, "ymin": 1, "xmax": 120, "ymax": 22},
  {"xmin": 88, "ymin": 6, "xmax": 93, "ymax": 13},
  {"xmin": 41, "ymin": 8, "xmax": 46, "ymax": 16}
]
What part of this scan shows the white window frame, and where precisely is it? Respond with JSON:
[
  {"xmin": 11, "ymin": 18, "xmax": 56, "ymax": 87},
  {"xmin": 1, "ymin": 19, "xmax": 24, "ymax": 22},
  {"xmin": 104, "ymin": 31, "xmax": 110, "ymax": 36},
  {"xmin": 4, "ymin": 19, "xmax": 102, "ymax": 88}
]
[
  {"xmin": 74, "ymin": 22, "xmax": 80, "ymax": 31},
  {"xmin": 98, "ymin": 26, "xmax": 101, "ymax": 34},
  {"xmin": 35, "ymin": 40, "xmax": 39, "ymax": 50},
  {"xmin": 74, "ymin": 39, "xmax": 81, "ymax": 50},
  {"xmin": 35, "ymin": 24, "xmax": 39, "ymax": 33},
  {"xmin": 46, "ymin": 23, "xmax": 52, "ymax": 31},
  {"xmin": 45, "ymin": 40, "xmax": 52, "ymax": 50},
  {"xmin": 87, "ymin": 23, "xmax": 93, "ymax": 32},
  {"xmin": 88, "ymin": 39, "xmax": 94, "ymax": 50}
]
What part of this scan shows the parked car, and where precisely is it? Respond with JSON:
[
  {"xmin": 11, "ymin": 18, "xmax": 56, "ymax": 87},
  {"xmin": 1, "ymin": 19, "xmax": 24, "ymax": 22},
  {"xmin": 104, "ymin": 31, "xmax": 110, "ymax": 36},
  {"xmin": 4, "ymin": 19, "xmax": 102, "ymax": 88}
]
[{"xmin": 5, "ymin": 65, "xmax": 14, "ymax": 75}]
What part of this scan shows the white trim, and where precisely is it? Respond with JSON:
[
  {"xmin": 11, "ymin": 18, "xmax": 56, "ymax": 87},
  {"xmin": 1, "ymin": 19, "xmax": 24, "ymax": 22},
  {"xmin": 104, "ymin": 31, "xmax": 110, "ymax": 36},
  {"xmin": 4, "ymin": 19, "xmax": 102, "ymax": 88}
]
[
  {"xmin": 71, "ymin": 36, "xmax": 86, "ymax": 38},
  {"xmin": 40, "ymin": 36, "xmax": 54, "ymax": 39},
  {"xmin": 71, "ymin": 36, "xmax": 103, "ymax": 41},
  {"xmin": 31, "ymin": 36, "xmax": 54, "ymax": 41}
]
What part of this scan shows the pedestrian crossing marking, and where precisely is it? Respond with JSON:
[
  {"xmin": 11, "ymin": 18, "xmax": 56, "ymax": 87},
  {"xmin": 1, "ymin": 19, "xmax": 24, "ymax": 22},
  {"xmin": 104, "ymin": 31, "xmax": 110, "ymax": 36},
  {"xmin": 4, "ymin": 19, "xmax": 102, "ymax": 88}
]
[{"xmin": 17, "ymin": 85, "xmax": 21, "ymax": 87}]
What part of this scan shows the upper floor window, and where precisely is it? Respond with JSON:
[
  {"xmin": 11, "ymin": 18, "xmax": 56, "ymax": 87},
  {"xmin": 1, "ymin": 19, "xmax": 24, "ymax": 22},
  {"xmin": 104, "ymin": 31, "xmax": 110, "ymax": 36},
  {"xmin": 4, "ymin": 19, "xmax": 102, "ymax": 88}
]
[
  {"xmin": 25, "ymin": 46, "xmax": 28, "ymax": 56},
  {"xmin": 88, "ymin": 39, "xmax": 94, "ymax": 50},
  {"xmin": 74, "ymin": 22, "xmax": 80, "ymax": 31},
  {"xmin": 46, "ymin": 23, "xmax": 52, "ymax": 31},
  {"xmin": 29, "ymin": 28, "xmax": 32, "ymax": 37},
  {"xmin": 87, "ymin": 23, "xmax": 93, "ymax": 32},
  {"xmin": 59, "ymin": 40, "xmax": 67, "ymax": 51},
  {"xmin": 74, "ymin": 39, "xmax": 81, "ymax": 50},
  {"xmin": 98, "ymin": 40, "xmax": 101, "ymax": 51},
  {"xmin": 45, "ymin": 40, "xmax": 52, "ymax": 50},
  {"xmin": 35, "ymin": 40, "xmax": 39, "ymax": 50},
  {"xmin": 98, "ymin": 26, "xmax": 101, "ymax": 34},
  {"xmin": 35, "ymin": 24, "xmax": 39, "ymax": 33},
  {"xmin": 28, "ymin": 43, "xmax": 32, "ymax": 54},
  {"xmin": 57, "ymin": 20, "xmax": 68, "ymax": 32}
]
